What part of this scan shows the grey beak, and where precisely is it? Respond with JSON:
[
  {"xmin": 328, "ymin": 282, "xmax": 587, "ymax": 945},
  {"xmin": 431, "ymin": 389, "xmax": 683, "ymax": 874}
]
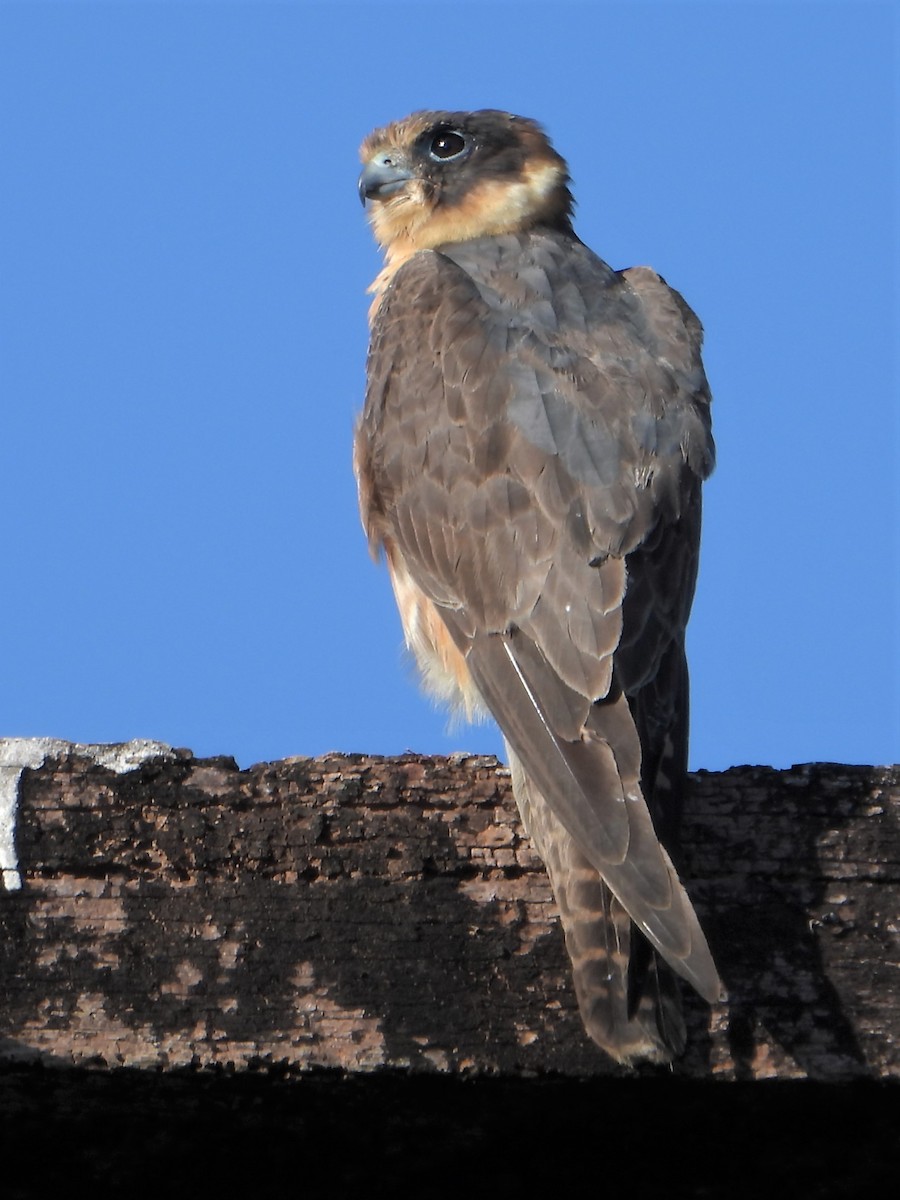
[{"xmin": 358, "ymin": 153, "xmax": 414, "ymax": 205}]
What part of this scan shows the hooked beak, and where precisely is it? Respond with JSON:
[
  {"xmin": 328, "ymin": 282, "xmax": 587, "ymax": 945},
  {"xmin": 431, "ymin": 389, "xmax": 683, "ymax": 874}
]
[{"xmin": 358, "ymin": 152, "xmax": 414, "ymax": 205}]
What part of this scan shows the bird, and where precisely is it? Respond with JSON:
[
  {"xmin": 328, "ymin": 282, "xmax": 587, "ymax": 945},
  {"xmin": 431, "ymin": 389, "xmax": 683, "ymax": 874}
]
[{"xmin": 354, "ymin": 108, "xmax": 721, "ymax": 1064}]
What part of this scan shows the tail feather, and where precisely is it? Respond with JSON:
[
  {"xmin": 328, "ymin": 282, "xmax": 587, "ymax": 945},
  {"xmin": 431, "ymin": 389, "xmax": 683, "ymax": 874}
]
[{"xmin": 509, "ymin": 745, "xmax": 686, "ymax": 1063}]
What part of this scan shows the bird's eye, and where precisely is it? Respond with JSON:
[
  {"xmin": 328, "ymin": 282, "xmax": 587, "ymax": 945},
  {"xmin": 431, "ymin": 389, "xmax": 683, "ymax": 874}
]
[{"xmin": 428, "ymin": 130, "xmax": 468, "ymax": 161}]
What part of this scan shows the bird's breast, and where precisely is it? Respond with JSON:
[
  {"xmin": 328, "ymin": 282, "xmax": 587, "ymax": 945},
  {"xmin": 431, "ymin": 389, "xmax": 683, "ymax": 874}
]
[{"xmin": 385, "ymin": 544, "xmax": 488, "ymax": 724}]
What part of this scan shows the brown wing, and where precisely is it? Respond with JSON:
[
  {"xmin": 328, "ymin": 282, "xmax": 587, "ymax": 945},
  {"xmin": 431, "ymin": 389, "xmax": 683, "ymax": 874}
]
[{"xmin": 358, "ymin": 231, "xmax": 719, "ymax": 1006}]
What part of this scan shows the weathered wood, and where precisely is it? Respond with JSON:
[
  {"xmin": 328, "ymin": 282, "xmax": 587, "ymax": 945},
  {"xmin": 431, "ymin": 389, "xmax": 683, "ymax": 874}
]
[{"xmin": 1, "ymin": 740, "xmax": 897, "ymax": 1079}]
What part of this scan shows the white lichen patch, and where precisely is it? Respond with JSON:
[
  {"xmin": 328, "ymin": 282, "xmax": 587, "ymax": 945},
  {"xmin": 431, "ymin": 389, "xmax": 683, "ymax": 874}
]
[{"xmin": 0, "ymin": 738, "xmax": 174, "ymax": 891}]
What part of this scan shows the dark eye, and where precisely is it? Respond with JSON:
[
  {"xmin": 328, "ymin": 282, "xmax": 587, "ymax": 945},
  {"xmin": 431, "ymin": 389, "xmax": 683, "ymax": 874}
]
[{"xmin": 428, "ymin": 129, "xmax": 468, "ymax": 161}]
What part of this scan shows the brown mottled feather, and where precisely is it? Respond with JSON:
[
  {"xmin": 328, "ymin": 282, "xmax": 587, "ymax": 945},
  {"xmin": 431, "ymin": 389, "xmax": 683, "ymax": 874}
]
[
  {"xmin": 509, "ymin": 748, "xmax": 685, "ymax": 1061},
  {"xmin": 356, "ymin": 111, "xmax": 720, "ymax": 1062}
]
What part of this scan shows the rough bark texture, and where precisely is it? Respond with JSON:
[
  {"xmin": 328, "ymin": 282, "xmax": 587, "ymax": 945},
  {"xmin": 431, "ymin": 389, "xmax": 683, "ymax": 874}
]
[{"xmin": 1, "ymin": 740, "xmax": 898, "ymax": 1082}]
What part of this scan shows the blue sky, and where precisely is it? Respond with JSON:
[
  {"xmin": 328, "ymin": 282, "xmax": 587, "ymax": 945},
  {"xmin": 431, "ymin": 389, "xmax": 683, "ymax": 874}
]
[{"xmin": 1, "ymin": 1, "xmax": 897, "ymax": 771}]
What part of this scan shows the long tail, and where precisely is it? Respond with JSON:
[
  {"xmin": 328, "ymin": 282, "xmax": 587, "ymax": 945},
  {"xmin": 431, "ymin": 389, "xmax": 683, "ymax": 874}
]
[{"xmin": 508, "ymin": 746, "xmax": 685, "ymax": 1063}]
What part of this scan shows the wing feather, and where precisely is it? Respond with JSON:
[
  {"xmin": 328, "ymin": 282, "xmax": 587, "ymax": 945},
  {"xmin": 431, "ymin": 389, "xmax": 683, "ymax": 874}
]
[{"xmin": 358, "ymin": 230, "xmax": 720, "ymax": 1008}]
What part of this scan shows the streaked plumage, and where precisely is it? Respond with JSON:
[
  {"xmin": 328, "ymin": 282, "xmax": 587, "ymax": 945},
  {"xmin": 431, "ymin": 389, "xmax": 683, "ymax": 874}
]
[{"xmin": 355, "ymin": 109, "xmax": 721, "ymax": 1062}]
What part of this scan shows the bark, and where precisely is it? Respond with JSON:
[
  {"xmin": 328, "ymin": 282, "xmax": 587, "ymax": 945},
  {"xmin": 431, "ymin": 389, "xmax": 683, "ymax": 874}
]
[{"xmin": 1, "ymin": 739, "xmax": 897, "ymax": 1081}]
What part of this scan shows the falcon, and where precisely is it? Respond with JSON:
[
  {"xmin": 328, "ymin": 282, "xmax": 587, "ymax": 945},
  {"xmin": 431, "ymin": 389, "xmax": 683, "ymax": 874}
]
[{"xmin": 355, "ymin": 109, "xmax": 721, "ymax": 1063}]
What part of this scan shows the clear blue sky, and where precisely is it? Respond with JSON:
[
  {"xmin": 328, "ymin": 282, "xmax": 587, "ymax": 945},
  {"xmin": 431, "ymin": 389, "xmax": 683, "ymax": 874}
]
[{"xmin": 1, "ymin": 1, "xmax": 897, "ymax": 771}]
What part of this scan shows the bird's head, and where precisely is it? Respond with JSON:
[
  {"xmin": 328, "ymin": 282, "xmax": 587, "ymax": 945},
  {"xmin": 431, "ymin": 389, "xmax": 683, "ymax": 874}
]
[{"xmin": 358, "ymin": 109, "xmax": 573, "ymax": 267}]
